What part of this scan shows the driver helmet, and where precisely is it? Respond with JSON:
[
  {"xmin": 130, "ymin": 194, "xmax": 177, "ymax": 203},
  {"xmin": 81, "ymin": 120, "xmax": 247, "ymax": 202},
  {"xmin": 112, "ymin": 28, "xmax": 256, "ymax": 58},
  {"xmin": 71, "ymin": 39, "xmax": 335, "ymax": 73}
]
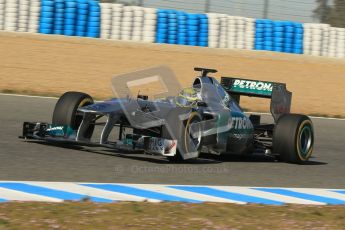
[{"xmin": 176, "ymin": 87, "xmax": 200, "ymax": 107}]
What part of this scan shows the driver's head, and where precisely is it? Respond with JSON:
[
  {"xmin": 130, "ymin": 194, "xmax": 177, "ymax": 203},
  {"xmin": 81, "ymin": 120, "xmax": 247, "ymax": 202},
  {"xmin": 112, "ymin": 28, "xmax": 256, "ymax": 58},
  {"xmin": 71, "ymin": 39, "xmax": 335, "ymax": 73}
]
[
  {"xmin": 179, "ymin": 87, "xmax": 199, "ymax": 100},
  {"xmin": 176, "ymin": 87, "xmax": 200, "ymax": 107}
]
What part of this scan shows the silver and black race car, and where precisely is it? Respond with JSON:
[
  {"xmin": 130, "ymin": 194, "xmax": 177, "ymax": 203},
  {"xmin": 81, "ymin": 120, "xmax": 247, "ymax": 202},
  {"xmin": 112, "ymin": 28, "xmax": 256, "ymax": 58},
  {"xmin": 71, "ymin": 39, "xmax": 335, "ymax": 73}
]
[{"xmin": 20, "ymin": 67, "xmax": 314, "ymax": 164}]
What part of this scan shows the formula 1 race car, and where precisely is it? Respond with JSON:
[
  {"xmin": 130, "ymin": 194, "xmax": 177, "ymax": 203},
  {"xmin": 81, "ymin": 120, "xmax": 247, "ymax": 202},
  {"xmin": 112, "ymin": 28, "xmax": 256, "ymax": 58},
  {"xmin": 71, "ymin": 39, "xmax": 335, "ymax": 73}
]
[{"xmin": 20, "ymin": 67, "xmax": 314, "ymax": 164}]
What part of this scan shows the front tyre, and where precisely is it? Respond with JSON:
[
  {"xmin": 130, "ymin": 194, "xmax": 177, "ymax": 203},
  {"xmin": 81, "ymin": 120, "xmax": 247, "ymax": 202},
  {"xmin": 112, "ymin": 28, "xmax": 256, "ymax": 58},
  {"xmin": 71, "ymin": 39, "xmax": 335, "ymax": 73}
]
[
  {"xmin": 273, "ymin": 114, "xmax": 314, "ymax": 164},
  {"xmin": 52, "ymin": 91, "xmax": 94, "ymax": 138}
]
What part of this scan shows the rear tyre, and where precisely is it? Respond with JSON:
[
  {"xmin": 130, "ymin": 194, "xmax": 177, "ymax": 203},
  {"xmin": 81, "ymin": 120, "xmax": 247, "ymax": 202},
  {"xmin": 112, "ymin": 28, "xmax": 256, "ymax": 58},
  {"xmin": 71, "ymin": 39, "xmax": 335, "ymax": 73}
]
[
  {"xmin": 52, "ymin": 91, "xmax": 94, "ymax": 138},
  {"xmin": 162, "ymin": 110, "xmax": 202, "ymax": 163},
  {"xmin": 273, "ymin": 114, "xmax": 314, "ymax": 164}
]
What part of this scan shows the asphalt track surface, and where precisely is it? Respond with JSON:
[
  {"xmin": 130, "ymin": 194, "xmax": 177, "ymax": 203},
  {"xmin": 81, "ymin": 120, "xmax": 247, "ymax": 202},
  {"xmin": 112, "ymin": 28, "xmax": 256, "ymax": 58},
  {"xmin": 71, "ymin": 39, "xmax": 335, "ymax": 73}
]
[{"xmin": 0, "ymin": 94, "xmax": 344, "ymax": 188}]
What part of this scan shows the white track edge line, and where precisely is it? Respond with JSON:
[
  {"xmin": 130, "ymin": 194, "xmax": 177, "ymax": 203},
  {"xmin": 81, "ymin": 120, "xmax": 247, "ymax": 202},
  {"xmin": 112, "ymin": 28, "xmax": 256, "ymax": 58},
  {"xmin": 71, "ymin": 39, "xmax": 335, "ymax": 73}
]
[{"xmin": 0, "ymin": 93, "xmax": 58, "ymax": 99}]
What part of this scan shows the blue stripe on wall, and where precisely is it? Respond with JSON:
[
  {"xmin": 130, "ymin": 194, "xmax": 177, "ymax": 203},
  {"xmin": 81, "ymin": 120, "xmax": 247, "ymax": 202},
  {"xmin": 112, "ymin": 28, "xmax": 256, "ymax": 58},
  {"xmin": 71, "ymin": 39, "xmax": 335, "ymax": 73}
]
[
  {"xmin": 254, "ymin": 19, "xmax": 303, "ymax": 54},
  {"xmin": 169, "ymin": 186, "xmax": 283, "ymax": 205},
  {"xmin": 82, "ymin": 184, "xmax": 200, "ymax": 203},
  {"xmin": 255, "ymin": 188, "xmax": 345, "ymax": 205},
  {"xmin": 156, "ymin": 9, "xmax": 208, "ymax": 47},
  {"xmin": 0, "ymin": 183, "xmax": 112, "ymax": 203},
  {"xmin": 39, "ymin": 0, "xmax": 101, "ymax": 37}
]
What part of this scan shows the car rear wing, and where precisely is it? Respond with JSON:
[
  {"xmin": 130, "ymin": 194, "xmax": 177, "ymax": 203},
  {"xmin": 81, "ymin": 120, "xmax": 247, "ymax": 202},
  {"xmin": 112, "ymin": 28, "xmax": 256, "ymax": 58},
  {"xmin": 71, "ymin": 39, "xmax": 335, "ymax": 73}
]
[{"xmin": 220, "ymin": 77, "xmax": 292, "ymax": 122}]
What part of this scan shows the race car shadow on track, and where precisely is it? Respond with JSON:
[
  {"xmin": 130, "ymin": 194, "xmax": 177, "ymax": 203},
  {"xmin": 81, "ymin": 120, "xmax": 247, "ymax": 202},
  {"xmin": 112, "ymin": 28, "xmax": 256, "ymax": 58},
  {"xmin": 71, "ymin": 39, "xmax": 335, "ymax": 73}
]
[
  {"xmin": 27, "ymin": 141, "xmax": 327, "ymax": 165},
  {"xmin": 104, "ymin": 151, "xmax": 222, "ymax": 164},
  {"xmin": 215, "ymin": 154, "xmax": 327, "ymax": 165},
  {"xmin": 28, "ymin": 141, "xmax": 222, "ymax": 164}
]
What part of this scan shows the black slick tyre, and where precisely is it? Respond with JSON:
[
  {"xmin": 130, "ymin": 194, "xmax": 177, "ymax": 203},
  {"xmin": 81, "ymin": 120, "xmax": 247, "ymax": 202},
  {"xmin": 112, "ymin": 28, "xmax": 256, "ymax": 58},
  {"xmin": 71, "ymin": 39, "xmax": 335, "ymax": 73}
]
[
  {"xmin": 273, "ymin": 114, "xmax": 314, "ymax": 164},
  {"xmin": 52, "ymin": 91, "xmax": 94, "ymax": 138}
]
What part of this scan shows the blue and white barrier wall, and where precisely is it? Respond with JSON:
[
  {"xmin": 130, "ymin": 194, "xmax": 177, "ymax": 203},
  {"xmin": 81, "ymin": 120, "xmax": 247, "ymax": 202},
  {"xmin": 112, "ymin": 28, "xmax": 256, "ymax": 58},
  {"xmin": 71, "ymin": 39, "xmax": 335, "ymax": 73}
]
[{"xmin": 0, "ymin": 0, "xmax": 344, "ymax": 58}]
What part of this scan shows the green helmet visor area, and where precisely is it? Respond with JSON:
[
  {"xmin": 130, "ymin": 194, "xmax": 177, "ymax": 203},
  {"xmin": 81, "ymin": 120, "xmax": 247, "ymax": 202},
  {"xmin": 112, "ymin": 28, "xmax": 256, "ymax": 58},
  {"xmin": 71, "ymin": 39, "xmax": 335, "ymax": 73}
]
[{"xmin": 176, "ymin": 87, "xmax": 200, "ymax": 107}]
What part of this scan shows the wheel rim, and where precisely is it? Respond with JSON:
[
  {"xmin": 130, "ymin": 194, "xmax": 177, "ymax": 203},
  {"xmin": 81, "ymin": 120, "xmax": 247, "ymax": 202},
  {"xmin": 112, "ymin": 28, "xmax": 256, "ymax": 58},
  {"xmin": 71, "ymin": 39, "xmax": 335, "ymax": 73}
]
[{"xmin": 298, "ymin": 124, "xmax": 313, "ymax": 157}]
